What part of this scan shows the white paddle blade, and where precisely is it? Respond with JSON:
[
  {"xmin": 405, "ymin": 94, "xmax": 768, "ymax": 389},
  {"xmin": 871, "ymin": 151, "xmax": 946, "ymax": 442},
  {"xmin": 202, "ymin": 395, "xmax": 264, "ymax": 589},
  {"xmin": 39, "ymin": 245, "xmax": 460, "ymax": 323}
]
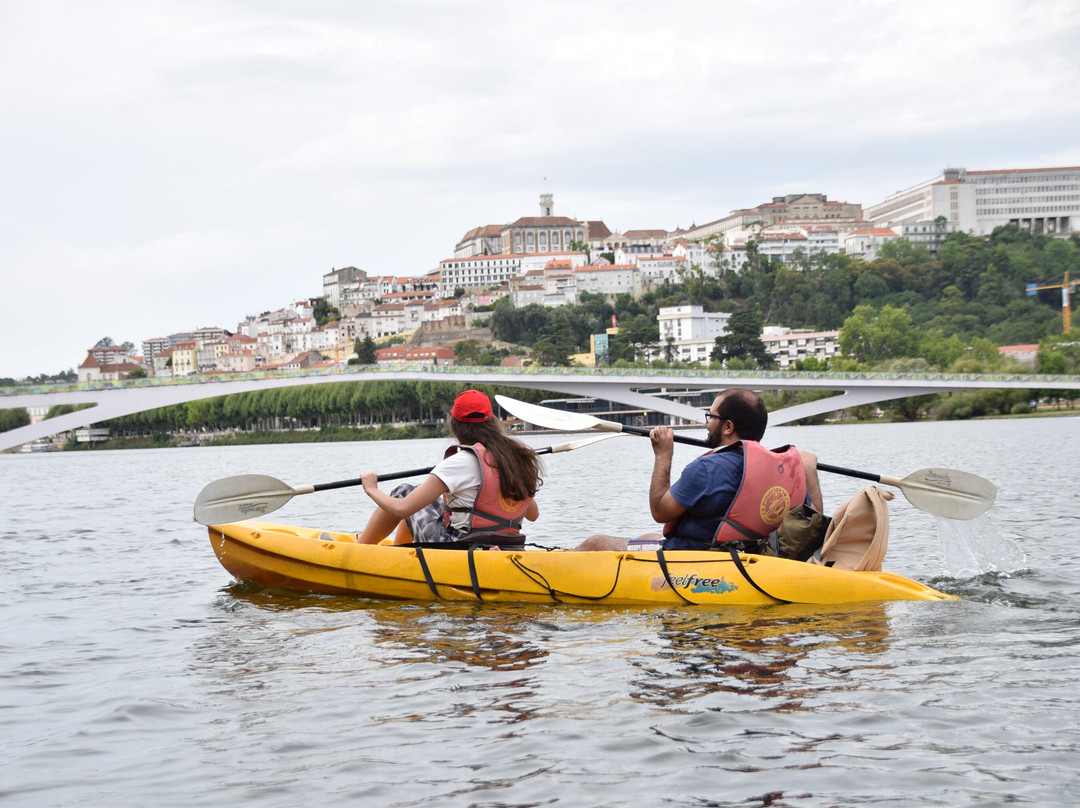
[
  {"xmin": 547, "ymin": 433, "xmax": 622, "ymax": 453},
  {"xmin": 193, "ymin": 474, "xmax": 298, "ymax": 526},
  {"xmin": 495, "ymin": 395, "xmax": 609, "ymax": 432},
  {"xmin": 898, "ymin": 467, "xmax": 997, "ymax": 520}
]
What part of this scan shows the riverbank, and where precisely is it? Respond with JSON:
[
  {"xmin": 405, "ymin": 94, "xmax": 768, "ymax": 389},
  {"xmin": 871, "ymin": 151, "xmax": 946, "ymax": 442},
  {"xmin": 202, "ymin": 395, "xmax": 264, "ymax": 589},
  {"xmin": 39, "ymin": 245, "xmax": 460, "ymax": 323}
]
[{"xmin": 57, "ymin": 423, "xmax": 450, "ymax": 451}]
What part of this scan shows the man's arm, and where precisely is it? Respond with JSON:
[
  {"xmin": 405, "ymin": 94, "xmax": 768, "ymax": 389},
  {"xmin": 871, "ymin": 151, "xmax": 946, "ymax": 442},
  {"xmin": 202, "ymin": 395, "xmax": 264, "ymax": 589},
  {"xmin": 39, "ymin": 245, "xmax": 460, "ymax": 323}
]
[
  {"xmin": 800, "ymin": 450, "xmax": 823, "ymax": 512},
  {"xmin": 648, "ymin": 426, "xmax": 686, "ymax": 523}
]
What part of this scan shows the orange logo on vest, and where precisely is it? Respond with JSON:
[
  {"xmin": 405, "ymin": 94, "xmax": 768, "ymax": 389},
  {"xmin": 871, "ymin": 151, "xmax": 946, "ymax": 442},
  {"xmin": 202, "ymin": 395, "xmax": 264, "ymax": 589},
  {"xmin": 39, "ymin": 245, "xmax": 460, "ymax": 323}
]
[
  {"xmin": 498, "ymin": 492, "xmax": 522, "ymax": 512},
  {"xmin": 759, "ymin": 486, "xmax": 791, "ymax": 525}
]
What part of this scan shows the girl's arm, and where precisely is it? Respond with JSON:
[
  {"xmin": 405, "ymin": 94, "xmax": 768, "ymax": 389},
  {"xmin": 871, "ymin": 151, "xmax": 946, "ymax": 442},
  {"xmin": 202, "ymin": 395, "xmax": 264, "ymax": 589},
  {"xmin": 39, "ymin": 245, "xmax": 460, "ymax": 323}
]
[
  {"xmin": 524, "ymin": 498, "xmax": 539, "ymax": 522},
  {"xmin": 361, "ymin": 472, "xmax": 448, "ymax": 520}
]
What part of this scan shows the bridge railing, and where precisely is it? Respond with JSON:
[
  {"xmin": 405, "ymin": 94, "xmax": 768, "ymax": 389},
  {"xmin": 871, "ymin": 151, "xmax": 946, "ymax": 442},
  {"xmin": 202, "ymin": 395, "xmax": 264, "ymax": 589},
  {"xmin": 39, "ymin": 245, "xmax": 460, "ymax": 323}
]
[{"xmin": 2, "ymin": 363, "xmax": 1078, "ymax": 398}]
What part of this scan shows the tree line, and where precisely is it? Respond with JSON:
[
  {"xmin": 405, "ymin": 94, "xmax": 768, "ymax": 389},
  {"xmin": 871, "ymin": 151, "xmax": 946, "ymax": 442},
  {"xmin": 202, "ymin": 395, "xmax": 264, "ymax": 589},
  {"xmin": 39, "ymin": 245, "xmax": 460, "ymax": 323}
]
[{"xmin": 96, "ymin": 381, "xmax": 554, "ymax": 437}]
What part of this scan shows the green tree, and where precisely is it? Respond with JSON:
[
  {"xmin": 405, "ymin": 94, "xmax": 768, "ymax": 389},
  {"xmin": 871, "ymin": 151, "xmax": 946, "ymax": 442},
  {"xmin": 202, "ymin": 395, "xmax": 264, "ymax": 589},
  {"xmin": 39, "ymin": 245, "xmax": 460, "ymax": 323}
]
[
  {"xmin": 529, "ymin": 337, "xmax": 571, "ymax": 366},
  {"xmin": 839, "ymin": 304, "xmax": 918, "ymax": 364},
  {"xmin": 711, "ymin": 307, "xmax": 774, "ymax": 368},
  {"xmin": 569, "ymin": 239, "xmax": 591, "ymax": 262},
  {"xmin": 0, "ymin": 408, "xmax": 30, "ymax": 432},
  {"xmin": 1037, "ymin": 334, "xmax": 1080, "ymax": 374},
  {"xmin": 608, "ymin": 313, "xmax": 659, "ymax": 362},
  {"xmin": 312, "ymin": 299, "xmax": 341, "ymax": 326},
  {"xmin": 353, "ymin": 335, "xmax": 377, "ymax": 364},
  {"xmin": 454, "ymin": 339, "xmax": 483, "ymax": 364}
]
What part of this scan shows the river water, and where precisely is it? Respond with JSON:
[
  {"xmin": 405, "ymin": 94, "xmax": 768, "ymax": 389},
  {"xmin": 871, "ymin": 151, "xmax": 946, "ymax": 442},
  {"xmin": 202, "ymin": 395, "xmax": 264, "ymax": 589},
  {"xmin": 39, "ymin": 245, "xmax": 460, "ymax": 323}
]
[{"xmin": 2, "ymin": 417, "xmax": 1079, "ymax": 807}]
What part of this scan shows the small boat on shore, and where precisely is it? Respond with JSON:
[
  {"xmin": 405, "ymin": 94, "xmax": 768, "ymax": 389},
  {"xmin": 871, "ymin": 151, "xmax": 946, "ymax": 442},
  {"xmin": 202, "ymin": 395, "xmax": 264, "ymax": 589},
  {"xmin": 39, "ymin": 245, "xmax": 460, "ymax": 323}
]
[{"xmin": 206, "ymin": 520, "xmax": 958, "ymax": 605}]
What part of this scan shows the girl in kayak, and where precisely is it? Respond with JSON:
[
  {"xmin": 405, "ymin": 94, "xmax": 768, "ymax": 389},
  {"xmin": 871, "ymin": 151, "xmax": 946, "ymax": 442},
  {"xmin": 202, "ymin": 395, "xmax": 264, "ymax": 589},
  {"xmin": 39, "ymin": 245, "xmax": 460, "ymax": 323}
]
[{"xmin": 356, "ymin": 389, "xmax": 543, "ymax": 546}]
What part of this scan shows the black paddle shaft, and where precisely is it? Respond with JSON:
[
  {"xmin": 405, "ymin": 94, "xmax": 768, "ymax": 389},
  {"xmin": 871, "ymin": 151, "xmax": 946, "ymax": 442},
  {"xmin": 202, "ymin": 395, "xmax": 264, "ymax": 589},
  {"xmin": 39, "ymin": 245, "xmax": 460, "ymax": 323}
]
[
  {"xmin": 619, "ymin": 423, "xmax": 709, "ymax": 447},
  {"xmin": 815, "ymin": 462, "xmax": 881, "ymax": 483},
  {"xmin": 620, "ymin": 424, "xmax": 883, "ymax": 485},
  {"xmin": 313, "ymin": 467, "xmax": 434, "ymax": 493}
]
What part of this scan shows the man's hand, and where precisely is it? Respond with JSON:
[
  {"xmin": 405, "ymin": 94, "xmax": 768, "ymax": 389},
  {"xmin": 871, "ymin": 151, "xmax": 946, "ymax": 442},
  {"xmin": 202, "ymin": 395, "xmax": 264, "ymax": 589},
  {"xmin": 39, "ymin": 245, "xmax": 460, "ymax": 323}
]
[{"xmin": 649, "ymin": 425, "xmax": 675, "ymax": 458}]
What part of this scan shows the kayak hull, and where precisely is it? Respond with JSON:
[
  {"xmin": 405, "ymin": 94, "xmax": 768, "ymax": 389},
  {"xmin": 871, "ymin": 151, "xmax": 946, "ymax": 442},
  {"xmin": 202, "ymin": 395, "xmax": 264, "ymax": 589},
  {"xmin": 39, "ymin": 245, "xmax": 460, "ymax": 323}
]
[{"xmin": 207, "ymin": 521, "xmax": 958, "ymax": 605}]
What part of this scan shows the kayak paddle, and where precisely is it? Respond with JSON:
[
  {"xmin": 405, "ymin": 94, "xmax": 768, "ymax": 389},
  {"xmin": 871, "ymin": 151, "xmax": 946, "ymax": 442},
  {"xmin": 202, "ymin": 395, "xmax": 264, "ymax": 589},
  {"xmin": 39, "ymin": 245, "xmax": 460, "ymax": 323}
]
[
  {"xmin": 494, "ymin": 395, "xmax": 996, "ymax": 520},
  {"xmin": 193, "ymin": 433, "xmax": 620, "ymax": 525}
]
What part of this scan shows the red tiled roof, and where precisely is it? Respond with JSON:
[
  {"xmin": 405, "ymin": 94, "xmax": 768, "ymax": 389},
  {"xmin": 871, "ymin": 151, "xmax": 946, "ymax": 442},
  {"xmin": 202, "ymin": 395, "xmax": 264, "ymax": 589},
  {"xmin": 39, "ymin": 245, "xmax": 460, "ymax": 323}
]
[
  {"xmin": 458, "ymin": 224, "xmax": 505, "ymax": 241},
  {"xmin": 586, "ymin": 221, "xmax": 612, "ymax": 239}
]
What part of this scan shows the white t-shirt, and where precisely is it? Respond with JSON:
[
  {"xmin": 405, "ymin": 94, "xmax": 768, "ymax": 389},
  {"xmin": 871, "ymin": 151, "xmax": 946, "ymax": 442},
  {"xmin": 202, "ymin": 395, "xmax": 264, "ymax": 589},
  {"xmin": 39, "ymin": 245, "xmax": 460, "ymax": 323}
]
[{"xmin": 430, "ymin": 449, "xmax": 483, "ymax": 532}]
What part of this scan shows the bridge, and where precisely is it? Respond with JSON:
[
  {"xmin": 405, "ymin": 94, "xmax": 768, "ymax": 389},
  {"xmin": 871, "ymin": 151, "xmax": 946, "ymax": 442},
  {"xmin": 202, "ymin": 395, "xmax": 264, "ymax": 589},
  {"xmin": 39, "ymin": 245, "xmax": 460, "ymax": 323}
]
[{"xmin": 3, "ymin": 364, "xmax": 1079, "ymax": 451}]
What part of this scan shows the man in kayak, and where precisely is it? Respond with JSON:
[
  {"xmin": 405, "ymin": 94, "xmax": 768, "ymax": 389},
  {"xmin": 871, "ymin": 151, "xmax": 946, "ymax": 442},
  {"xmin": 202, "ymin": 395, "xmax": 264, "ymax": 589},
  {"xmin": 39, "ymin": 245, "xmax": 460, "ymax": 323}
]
[
  {"xmin": 576, "ymin": 388, "xmax": 821, "ymax": 552},
  {"xmin": 356, "ymin": 389, "xmax": 543, "ymax": 548}
]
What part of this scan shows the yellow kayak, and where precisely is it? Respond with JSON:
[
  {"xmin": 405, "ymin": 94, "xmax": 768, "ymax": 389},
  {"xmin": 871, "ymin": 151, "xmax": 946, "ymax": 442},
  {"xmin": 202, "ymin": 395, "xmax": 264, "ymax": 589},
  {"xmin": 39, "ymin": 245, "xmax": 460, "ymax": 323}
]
[{"xmin": 207, "ymin": 521, "xmax": 958, "ymax": 605}]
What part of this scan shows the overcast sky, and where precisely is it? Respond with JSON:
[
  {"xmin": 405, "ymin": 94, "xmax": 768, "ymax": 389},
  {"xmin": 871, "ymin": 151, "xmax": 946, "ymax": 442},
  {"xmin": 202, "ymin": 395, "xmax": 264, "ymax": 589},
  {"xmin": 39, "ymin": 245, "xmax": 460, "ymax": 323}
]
[{"xmin": 2, "ymin": 0, "xmax": 1078, "ymax": 378}]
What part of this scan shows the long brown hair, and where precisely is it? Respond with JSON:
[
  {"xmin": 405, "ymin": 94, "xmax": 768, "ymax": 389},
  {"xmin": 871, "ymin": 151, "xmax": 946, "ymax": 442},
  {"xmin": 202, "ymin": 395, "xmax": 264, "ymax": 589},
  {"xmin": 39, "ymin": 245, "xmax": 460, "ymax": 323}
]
[{"xmin": 449, "ymin": 418, "xmax": 543, "ymax": 501}]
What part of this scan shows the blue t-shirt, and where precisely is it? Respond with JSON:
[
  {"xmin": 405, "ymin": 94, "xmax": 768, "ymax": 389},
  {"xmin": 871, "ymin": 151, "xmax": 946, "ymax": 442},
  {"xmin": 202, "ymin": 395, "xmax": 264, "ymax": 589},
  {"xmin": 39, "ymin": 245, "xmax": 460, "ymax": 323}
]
[{"xmin": 667, "ymin": 449, "xmax": 745, "ymax": 545}]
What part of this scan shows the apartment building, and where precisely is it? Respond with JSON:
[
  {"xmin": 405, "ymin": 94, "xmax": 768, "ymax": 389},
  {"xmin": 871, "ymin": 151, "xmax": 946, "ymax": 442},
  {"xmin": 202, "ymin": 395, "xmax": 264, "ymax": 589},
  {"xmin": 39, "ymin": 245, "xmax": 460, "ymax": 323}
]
[
  {"xmin": 761, "ymin": 328, "xmax": 841, "ymax": 370},
  {"xmin": 654, "ymin": 305, "xmax": 731, "ymax": 364},
  {"xmin": 843, "ymin": 227, "xmax": 899, "ymax": 260},
  {"xmin": 865, "ymin": 166, "xmax": 1080, "ymax": 237},
  {"xmin": 637, "ymin": 255, "xmax": 690, "ymax": 284},
  {"xmin": 438, "ymin": 254, "xmax": 524, "ymax": 295},
  {"xmin": 574, "ymin": 264, "xmax": 642, "ymax": 298}
]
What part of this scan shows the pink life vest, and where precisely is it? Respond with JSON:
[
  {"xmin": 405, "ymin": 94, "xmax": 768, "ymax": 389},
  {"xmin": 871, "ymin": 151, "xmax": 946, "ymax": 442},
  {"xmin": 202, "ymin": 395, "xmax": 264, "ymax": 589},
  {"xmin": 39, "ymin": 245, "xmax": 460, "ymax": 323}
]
[
  {"xmin": 664, "ymin": 441, "xmax": 807, "ymax": 545},
  {"xmin": 442, "ymin": 443, "xmax": 532, "ymax": 536}
]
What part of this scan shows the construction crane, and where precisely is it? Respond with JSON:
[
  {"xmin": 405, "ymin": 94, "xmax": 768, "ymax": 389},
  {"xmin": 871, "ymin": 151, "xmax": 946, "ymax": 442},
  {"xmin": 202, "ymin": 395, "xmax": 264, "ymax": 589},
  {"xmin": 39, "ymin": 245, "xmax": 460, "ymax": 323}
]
[{"xmin": 1026, "ymin": 269, "xmax": 1079, "ymax": 332}]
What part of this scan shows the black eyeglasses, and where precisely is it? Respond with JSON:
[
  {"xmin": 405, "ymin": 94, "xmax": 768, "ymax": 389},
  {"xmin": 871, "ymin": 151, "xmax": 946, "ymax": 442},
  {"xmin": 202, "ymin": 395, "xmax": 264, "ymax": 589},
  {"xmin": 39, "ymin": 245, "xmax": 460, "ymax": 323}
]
[{"xmin": 703, "ymin": 410, "xmax": 726, "ymax": 423}]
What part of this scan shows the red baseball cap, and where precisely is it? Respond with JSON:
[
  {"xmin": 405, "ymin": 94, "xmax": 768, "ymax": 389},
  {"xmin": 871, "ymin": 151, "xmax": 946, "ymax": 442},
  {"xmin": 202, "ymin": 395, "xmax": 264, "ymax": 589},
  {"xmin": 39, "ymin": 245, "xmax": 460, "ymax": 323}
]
[{"xmin": 451, "ymin": 389, "xmax": 494, "ymax": 422}]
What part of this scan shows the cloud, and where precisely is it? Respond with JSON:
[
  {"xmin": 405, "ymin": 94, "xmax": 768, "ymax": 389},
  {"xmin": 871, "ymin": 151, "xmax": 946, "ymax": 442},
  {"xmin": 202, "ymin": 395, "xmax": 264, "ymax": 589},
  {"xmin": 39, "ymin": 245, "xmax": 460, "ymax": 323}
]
[{"xmin": 2, "ymin": 0, "xmax": 1079, "ymax": 377}]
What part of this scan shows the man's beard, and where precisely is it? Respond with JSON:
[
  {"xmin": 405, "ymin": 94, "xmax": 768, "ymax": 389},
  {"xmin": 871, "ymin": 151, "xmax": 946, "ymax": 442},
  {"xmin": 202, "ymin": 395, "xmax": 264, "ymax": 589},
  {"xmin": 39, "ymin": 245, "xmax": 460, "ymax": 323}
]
[{"xmin": 705, "ymin": 427, "xmax": 723, "ymax": 448}]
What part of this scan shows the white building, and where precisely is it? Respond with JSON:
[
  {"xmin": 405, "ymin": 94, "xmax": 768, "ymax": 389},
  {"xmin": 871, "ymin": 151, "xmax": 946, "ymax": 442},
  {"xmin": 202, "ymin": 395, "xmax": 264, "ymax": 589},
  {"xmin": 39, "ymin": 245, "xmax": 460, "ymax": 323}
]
[
  {"xmin": 761, "ymin": 328, "xmax": 841, "ymax": 370},
  {"xmin": 865, "ymin": 165, "xmax": 1080, "ymax": 237},
  {"xmin": 422, "ymin": 299, "xmax": 462, "ymax": 323},
  {"xmin": 968, "ymin": 166, "xmax": 1080, "ymax": 235},
  {"xmin": 658, "ymin": 305, "xmax": 730, "ymax": 343},
  {"xmin": 843, "ymin": 227, "xmax": 899, "ymax": 260},
  {"xmin": 438, "ymin": 254, "xmax": 523, "ymax": 296},
  {"xmin": 670, "ymin": 239, "xmax": 718, "ymax": 274},
  {"xmin": 637, "ymin": 255, "xmax": 690, "ymax": 284},
  {"xmin": 510, "ymin": 284, "xmax": 546, "ymax": 308},
  {"xmin": 574, "ymin": 264, "xmax": 642, "ymax": 298},
  {"xmin": 654, "ymin": 305, "xmax": 731, "ymax": 364}
]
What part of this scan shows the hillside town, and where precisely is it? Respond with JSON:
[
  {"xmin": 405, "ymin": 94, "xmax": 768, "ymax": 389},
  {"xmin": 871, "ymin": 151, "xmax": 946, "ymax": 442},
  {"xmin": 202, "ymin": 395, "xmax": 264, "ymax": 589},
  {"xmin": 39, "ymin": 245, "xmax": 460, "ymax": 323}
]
[{"xmin": 74, "ymin": 165, "xmax": 1080, "ymax": 383}]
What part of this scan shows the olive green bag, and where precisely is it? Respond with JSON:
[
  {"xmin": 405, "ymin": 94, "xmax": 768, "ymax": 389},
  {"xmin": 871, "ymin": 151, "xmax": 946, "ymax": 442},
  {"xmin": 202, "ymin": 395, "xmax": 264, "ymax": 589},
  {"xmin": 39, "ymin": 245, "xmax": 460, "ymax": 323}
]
[{"xmin": 764, "ymin": 504, "xmax": 831, "ymax": 561}]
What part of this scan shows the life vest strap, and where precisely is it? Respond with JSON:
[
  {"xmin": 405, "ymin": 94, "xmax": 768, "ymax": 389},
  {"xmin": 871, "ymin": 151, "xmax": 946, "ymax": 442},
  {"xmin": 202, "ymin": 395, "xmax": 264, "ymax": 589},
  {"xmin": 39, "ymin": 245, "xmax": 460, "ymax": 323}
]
[
  {"xmin": 726, "ymin": 549, "xmax": 790, "ymax": 604},
  {"xmin": 413, "ymin": 546, "xmax": 440, "ymax": 598},
  {"xmin": 655, "ymin": 549, "xmax": 698, "ymax": 605},
  {"xmin": 467, "ymin": 547, "xmax": 483, "ymax": 601},
  {"xmin": 446, "ymin": 505, "xmax": 523, "ymax": 532}
]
